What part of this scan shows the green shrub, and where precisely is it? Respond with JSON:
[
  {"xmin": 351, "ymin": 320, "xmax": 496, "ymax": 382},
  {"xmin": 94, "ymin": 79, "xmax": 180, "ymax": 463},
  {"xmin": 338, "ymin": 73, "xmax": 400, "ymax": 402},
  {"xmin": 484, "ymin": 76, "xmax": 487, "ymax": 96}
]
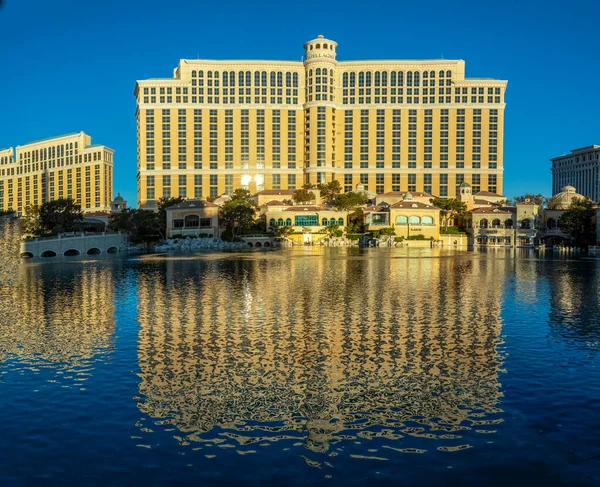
[
  {"xmin": 407, "ymin": 234, "xmax": 427, "ymax": 240},
  {"xmin": 347, "ymin": 234, "xmax": 362, "ymax": 241},
  {"xmin": 394, "ymin": 236, "xmax": 404, "ymax": 242}
]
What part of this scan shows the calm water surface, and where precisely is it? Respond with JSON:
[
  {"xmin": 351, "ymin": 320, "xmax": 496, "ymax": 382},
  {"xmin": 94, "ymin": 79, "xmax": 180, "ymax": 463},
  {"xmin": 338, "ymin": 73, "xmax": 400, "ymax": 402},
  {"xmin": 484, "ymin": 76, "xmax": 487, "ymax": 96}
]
[{"xmin": 0, "ymin": 247, "xmax": 599, "ymax": 485}]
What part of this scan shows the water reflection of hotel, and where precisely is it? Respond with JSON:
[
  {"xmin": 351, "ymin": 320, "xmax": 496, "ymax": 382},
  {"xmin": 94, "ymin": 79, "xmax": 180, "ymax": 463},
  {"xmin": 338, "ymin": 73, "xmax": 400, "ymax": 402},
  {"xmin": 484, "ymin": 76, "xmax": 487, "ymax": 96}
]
[
  {"xmin": 0, "ymin": 262, "xmax": 117, "ymax": 371},
  {"xmin": 136, "ymin": 252, "xmax": 508, "ymax": 453}
]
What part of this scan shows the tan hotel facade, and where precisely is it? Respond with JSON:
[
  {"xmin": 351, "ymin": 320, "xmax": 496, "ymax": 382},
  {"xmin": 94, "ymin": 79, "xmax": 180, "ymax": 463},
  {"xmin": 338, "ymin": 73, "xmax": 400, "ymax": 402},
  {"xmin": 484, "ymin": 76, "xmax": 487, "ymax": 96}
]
[
  {"xmin": 0, "ymin": 132, "xmax": 114, "ymax": 214},
  {"xmin": 134, "ymin": 35, "xmax": 507, "ymax": 208}
]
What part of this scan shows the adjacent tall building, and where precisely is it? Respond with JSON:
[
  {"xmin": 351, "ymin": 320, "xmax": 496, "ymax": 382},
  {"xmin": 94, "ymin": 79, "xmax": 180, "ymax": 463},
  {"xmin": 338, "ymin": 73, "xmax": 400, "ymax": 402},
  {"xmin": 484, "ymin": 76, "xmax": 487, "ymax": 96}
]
[
  {"xmin": 134, "ymin": 35, "xmax": 507, "ymax": 208},
  {"xmin": 0, "ymin": 132, "xmax": 114, "ymax": 214},
  {"xmin": 551, "ymin": 145, "xmax": 600, "ymax": 202}
]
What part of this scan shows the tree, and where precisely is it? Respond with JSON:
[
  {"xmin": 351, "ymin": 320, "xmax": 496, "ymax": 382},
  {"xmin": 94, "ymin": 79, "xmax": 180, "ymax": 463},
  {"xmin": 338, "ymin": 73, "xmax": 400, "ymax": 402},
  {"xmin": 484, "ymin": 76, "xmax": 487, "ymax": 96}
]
[
  {"xmin": 346, "ymin": 208, "xmax": 365, "ymax": 234},
  {"xmin": 38, "ymin": 198, "xmax": 83, "ymax": 234},
  {"xmin": 273, "ymin": 225, "xmax": 294, "ymax": 239},
  {"xmin": 108, "ymin": 208, "xmax": 163, "ymax": 243},
  {"xmin": 430, "ymin": 198, "xmax": 467, "ymax": 229},
  {"xmin": 511, "ymin": 193, "xmax": 545, "ymax": 206},
  {"xmin": 317, "ymin": 180, "xmax": 342, "ymax": 201},
  {"xmin": 292, "ymin": 189, "xmax": 316, "ymax": 205},
  {"xmin": 333, "ymin": 192, "xmax": 368, "ymax": 211},
  {"xmin": 558, "ymin": 197, "xmax": 597, "ymax": 248},
  {"xmin": 324, "ymin": 224, "xmax": 343, "ymax": 238},
  {"xmin": 380, "ymin": 227, "xmax": 396, "ymax": 236},
  {"xmin": 230, "ymin": 188, "xmax": 253, "ymax": 203},
  {"xmin": 220, "ymin": 199, "xmax": 257, "ymax": 241},
  {"xmin": 21, "ymin": 205, "xmax": 44, "ymax": 236},
  {"xmin": 546, "ymin": 195, "xmax": 563, "ymax": 210},
  {"xmin": 302, "ymin": 183, "xmax": 316, "ymax": 189}
]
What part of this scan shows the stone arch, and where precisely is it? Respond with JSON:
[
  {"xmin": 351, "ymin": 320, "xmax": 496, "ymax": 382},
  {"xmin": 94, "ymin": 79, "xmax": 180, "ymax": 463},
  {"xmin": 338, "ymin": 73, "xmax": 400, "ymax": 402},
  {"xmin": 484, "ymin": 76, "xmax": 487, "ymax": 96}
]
[
  {"xmin": 255, "ymin": 242, "xmax": 262, "ymax": 248},
  {"xmin": 64, "ymin": 249, "xmax": 80, "ymax": 256},
  {"xmin": 107, "ymin": 247, "xmax": 119, "ymax": 253},
  {"xmin": 87, "ymin": 248, "xmax": 102, "ymax": 255},
  {"xmin": 41, "ymin": 250, "xmax": 57, "ymax": 258},
  {"xmin": 20, "ymin": 252, "xmax": 34, "ymax": 259}
]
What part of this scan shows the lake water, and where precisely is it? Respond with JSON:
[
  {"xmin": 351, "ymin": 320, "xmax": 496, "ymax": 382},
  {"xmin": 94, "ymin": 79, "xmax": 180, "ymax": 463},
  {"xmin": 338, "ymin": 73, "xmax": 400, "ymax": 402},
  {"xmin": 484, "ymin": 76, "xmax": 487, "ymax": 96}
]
[{"xmin": 0, "ymin": 248, "xmax": 599, "ymax": 486}]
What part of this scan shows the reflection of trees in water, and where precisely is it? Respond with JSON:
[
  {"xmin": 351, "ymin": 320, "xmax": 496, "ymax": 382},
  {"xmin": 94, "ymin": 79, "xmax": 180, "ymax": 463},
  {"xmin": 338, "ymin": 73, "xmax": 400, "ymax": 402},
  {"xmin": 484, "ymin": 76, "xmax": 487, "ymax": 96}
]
[
  {"xmin": 545, "ymin": 262, "xmax": 600, "ymax": 342},
  {"xmin": 136, "ymin": 252, "xmax": 506, "ymax": 456},
  {"xmin": 0, "ymin": 263, "xmax": 117, "ymax": 384}
]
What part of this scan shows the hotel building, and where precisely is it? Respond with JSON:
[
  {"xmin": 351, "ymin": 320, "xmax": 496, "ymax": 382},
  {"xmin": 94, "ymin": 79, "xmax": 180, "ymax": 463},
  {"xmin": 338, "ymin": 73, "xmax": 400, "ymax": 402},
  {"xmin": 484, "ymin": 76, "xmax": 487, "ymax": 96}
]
[
  {"xmin": 134, "ymin": 35, "xmax": 507, "ymax": 209},
  {"xmin": 0, "ymin": 132, "xmax": 114, "ymax": 214},
  {"xmin": 551, "ymin": 145, "xmax": 600, "ymax": 202}
]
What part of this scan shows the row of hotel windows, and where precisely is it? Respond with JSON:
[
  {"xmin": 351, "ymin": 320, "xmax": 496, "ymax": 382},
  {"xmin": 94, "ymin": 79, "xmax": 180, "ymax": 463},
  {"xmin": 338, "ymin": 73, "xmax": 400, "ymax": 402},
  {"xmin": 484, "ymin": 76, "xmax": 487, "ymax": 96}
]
[
  {"xmin": 342, "ymin": 70, "xmax": 453, "ymax": 88},
  {"xmin": 553, "ymin": 152, "xmax": 600, "ymax": 167},
  {"xmin": 189, "ymin": 70, "xmax": 300, "ymax": 88},
  {"xmin": 0, "ymin": 152, "xmax": 110, "ymax": 177},
  {"xmin": 146, "ymin": 174, "xmax": 494, "ymax": 187}
]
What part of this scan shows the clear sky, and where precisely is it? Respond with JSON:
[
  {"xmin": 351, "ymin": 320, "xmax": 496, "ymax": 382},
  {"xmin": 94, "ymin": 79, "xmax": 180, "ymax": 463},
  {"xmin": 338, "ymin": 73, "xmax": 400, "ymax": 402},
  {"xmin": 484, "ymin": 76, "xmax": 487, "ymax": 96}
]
[{"xmin": 1, "ymin": 0, "xmax": 599, "ymax": 205}]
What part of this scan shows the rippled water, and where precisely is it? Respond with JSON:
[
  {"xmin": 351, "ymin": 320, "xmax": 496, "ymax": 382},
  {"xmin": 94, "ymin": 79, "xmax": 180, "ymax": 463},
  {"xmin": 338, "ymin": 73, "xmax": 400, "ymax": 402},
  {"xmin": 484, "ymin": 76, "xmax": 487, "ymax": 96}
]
[{"xmin": 0, "ymin": 244, "xmax": 599, "ymax": 485}]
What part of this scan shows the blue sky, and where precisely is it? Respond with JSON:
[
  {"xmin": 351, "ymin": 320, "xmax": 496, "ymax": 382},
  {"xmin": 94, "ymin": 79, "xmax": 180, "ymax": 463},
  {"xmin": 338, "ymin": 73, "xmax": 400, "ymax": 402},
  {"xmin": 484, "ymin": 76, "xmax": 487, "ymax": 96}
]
[{"xmin": 1, "ymin": 0, "xmax": 598, "ymax": 205}]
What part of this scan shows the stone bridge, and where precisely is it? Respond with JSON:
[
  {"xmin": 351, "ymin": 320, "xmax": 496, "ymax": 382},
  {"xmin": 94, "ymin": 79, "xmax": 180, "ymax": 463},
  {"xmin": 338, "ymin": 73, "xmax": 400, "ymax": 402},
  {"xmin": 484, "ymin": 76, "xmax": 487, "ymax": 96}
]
[{"xmin": 20, "ymin": 233, "xmax": 127, "ymax": 258}]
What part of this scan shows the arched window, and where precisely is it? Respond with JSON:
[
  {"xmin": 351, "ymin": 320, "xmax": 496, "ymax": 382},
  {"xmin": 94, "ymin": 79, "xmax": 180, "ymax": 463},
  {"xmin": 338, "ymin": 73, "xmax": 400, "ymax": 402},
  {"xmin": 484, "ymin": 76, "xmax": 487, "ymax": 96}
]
[
  {"xmin": 338, "ymin": 218, "xmax": 344, "ymax": 226},
  {"xmin": 269, "ymin": 218, "xmax": 276, "ymax": 227},
  {"xmin": 423, "ymin": 71, "xmax": 428, "ymax": 79},
  {"xmin": 350, "ymin": 72, "xmax": 356, "ymax": 87},
  {"xmin": 285, "ymin": 218, "xmax": 292, "ymax": 226},
  {"xmin": 310, "ymin": 45, "xmax": 313, "ymax": 50},
  {"xmin": 198, "ymin": 70, "xmax": 204, "ymax": 77},
  {"xmin": 245, "ymin": 71, "xmax": 251, "ymax": 86},
  {"xmin": 192, "ymin": 70, "xmax": 197, "ymax": 77},
  {"xmin": 480, "ymin": 218, "xmax": 489, "ymax": 228},
  {"xmin": 409, "ymin": 216, "xmax": 421, "ymax": 224},
  {"xmin": 185, "ymin": 215, "xmax": 200, "ymax": 228},
  {"xmin": 396, "ymin": 216, "xmax": 408, "ymax": 224},
  {"xmin": 492, "ymin": 218, "xmax": 502, "ymax": 228},
  {"xmin": 229, "ymin": 71, "xmax": 235, "ymax": 86},
  {"xmin": 323, "ymin": 43, "xmax": 328, "ymax": 49},
  {"xmin": 322, "ymin": 68, "xmax": 328, "ymax": 76},
  {"xmin": 446, "ymin": 70, "xmax": 452, "ymax": 77},
  {"xmin": 239, "ymin": 71, "xmax": 244, "ymax": 86},
  {"xmin": 207, "ymin": 71, "xmax": 213, "ymax": 78},
  {"xmin": 505, "ymin": 219, "xmax": 513, "ymax": 228},
  {"xmin": 330, "ymin": 218, "xmax": 336, "ymax": 226},
  {"xmin": 521, "ymin": 219, "xmax": 531, "ymax": 229},
  {"xmin": 366, "ymin": 72, "xmax": 372, "ymax": 86},
  {"xmin": 322, "ymin": 218, "xmax": 328, "ymax": 226},
  {"xmin": 430, "ymin": 70, "xmax": 435, "ymax": 78},
  {"xmin": 277, "ymin": 72, "xmax": 283, "ymax": 86},
  {"xmin": 406, "ymin": 71, "xmax": 412, "ymax": 86},
  {"xmin": 293, "ymin": 73, "xmax": 299, "ymax": 87},
  {"xmin": 358, "ymin": 72, "xmax": 365, "ymax": 87},
  {"xmin": 398, "ymin": 71, "xmax": 404, "ymax": 86},
  {"xmin": 422, "ymin": 216, "xmax": 434, "ymax": 225},
  {"xmin": 316, "ymin": 44, "xmax": 321, "ymax": 49},
  {"xmin": 316, "ymin": 68, "xmax": 321, "ymax": 75},
  {"xmin": 414, "ymin": 72, "xmax": 420, "ymax": 86},
  {"xmin": 286, "ymin": 72, "xmax": 291, "ymax": 87},
  {"xmin": 375, "ymin": 71, "xmax": 381, "ymax": 86},
  {"xmin": 390, "ymin": 71, "xmax": 396, "ymax": 86},
  {"xmin": 277, "ymin": 218, "xmax": 284, "ymax": 226},
  {"xmin": 262, "ymin": 71, "xmax": 267, "ymax": 86},
  {"xmin": 255, "ymin": 71, "xmax": 260, "ymax": 85},
  {"xmin": 343, "ymin": 73, "xmax": 349, "ymax": 87},
  {"xmin": 214, "ymin": 71, "xmax": 219, "ymax": 79},
  {"xmin": 381, "ymin": 71, "xmax": 388, "ymax": 86},
  {"xmin": 270, "ymin": 72, "xmax": 276, "ymax": 86},
  {"xmin": 439, "ymin": 70, "xmax": 445, "ymax": 78}
]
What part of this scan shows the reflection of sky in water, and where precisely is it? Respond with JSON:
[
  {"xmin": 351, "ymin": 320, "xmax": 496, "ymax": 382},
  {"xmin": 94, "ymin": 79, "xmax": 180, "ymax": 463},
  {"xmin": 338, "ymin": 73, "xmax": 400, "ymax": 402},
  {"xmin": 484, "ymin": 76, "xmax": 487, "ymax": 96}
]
[{"xmin": 135, "ymin": 251, "xmax": 507, "ymax": 463}]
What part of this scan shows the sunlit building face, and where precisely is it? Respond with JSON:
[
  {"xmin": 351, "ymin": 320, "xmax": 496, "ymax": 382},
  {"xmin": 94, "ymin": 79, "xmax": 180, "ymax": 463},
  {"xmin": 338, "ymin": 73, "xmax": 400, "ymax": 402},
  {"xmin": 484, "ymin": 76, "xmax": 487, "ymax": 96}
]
[{"xmin": 134, "ymin": 36, "xmax": 506, "ymax": 208}]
